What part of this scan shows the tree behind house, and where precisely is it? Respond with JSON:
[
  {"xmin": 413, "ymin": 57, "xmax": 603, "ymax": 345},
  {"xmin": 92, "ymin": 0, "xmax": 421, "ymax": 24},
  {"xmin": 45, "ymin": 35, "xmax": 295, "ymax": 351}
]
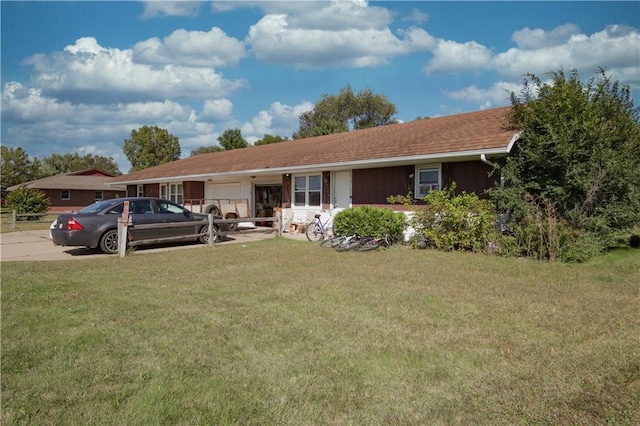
[
  {"xmin": 39, "ymin": 153, "xmax": 121, "ymax": 176},
  {"xmin": 123, "ymin": 125, "xmax": 181, "ymax": 172},
  {"xmin": 217, "ymin": 129, "xmax": 248, "ymax": 150},
  {"xmin": 293, "ymin": 85, "xmax": 397, "ymax": 139}
]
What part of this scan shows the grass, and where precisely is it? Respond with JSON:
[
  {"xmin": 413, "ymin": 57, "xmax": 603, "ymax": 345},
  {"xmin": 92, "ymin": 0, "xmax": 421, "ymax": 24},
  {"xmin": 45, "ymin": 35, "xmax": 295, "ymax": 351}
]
[{"xmin": 2, "ymin": 239, "xmax": 639, "ymax": 424}]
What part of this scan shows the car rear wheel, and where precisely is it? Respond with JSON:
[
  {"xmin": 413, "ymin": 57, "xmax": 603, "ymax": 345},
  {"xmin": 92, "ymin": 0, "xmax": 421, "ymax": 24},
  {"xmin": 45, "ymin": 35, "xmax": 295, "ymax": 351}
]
[
  {"xmin": 199, "ymin": 224, "xmax": 219, "ymax": 244},
  {"xmin": 225, "ymin": 213, "xmax": 238, "ymax": 231},
  {"xmin": 99, "ymin": 229, "xmax": 119, "ymax": 254}
]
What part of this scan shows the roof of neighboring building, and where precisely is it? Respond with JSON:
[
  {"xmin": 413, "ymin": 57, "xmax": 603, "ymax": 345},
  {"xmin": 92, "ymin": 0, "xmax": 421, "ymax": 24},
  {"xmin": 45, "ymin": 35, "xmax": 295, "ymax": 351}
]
[
  {"xmin": 111, "ymin": 106, "xmax": 519, "ymax": 185},
  {"xmin": 7, "ymin": 169, "xmax": 126, "ymax": 192}
]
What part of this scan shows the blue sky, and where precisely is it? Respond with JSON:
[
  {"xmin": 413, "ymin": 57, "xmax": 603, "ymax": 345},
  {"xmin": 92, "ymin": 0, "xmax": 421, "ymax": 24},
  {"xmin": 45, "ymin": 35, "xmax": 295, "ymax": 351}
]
[{"xmin": 2, "ymin": 1, "xmax": 639, "ymax": 173}]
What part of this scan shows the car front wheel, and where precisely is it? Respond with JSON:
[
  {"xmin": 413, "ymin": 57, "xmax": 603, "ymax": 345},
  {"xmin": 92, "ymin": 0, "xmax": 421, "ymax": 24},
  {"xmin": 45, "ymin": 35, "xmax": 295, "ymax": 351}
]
[
  {"xmin": 199, "ymin": 224, "xmax": 219, "ymax": 244},
  {"xmin": 99, "ymin": 229, "xmax": 119, "ymax": 254}
]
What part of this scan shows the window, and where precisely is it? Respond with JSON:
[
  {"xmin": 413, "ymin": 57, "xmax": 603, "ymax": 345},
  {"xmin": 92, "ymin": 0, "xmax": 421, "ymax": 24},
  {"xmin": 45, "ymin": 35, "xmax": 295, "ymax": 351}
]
[
  {"xmin": 415, "ymin": 165, "xmax": 441, "ymax": 198},
  {"xmin": 61, "ymin": 190, "xmax": 70, "ymax": 200},
  {"xmin": 131, "ymin": 200, "xmax": 153, "ymax": 214},
  {"xmin": 294, "ymin": 174, "xmax": 321, "ymax": 207},
  {"xmin": 95, "ymin": 191, "xmax": 103, "ymax": 201},
  {"xmin": 157, "ymin": 200, "xmax": 184, "ymax": 214},
  {"xmin": 137, "ymin": 184, "xmax": 144, "ymax": 197},
  {"xmin": 162, "ymin": 183, "xmax": 183, "ymax": 204}
]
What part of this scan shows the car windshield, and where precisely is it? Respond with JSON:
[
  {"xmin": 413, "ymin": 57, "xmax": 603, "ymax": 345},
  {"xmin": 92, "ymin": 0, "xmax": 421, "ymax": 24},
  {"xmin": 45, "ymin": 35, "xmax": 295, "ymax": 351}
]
[{"xmin": 78, "ymin": 199, "xmax": 122, "ymax": 214}]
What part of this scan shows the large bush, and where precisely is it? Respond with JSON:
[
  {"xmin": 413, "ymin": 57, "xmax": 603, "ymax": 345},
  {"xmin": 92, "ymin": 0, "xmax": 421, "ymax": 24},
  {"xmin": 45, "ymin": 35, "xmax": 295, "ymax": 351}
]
[
  {"xmin": 332, "ymin": 206, "xmax": 406, "ymax": 243},
  {"xmin": 409, "ymin": 185, "xmax": 497, "ymax": 253},
  {"xmin": 6, "ymin": 186, "xmax": 50, "ymax": 219},
  {"xmin": 491, "ymin": 68, "xmax": 640, "ymax": 261}
]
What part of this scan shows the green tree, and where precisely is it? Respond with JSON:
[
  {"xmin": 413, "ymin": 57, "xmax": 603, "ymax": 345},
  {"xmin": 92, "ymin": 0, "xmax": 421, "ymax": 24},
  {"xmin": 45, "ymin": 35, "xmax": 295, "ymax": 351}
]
[
  {"xmin": 254, "ymin": 134, "xmax": 288, "ymax": 146},
  {"xmin": 40, "ymin": 153, "xmax": 121, "ymax": 176},
  {"xmin": 123, "ymin": 126, "xmax": 181, "ymax": 172},
  {"xmin": 1, "ymin": 146, "xmax": 41, "ymax": 199},
  {"xmin": 190, "ymin": 146, "xmax": 223, "ymax": 156},
  {"xmin": 217, "ymin": 129, "xmax": 248, "ymax": 150},
  {"xmin": 293, "ymin": 85, "xmax": 397, "ymax": 139},
  {"xmin": 6, "ymin": 186, "xmax": 50, "ymax": 218},
  {"xmin": 491, "ymin": 68, "xmax": 640, "ymax": 257}
]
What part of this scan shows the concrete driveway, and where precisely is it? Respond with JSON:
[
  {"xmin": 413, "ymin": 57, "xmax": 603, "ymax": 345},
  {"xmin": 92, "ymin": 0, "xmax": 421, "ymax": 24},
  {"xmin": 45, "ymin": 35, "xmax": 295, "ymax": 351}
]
[{"xmin": 1, "ymin": 228, "xmax": 307, "ymax": 262}]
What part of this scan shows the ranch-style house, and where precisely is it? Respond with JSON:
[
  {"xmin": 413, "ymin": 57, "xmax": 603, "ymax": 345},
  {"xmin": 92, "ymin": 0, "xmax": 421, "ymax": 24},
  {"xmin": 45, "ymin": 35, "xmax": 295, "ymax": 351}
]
[
  {"xmin": 7, "ymin": 168, "xmax": 126, "ymax": 213},
  {"xmin": 108, "ymin": 107, "xmax": 520, "ymax": 225}
]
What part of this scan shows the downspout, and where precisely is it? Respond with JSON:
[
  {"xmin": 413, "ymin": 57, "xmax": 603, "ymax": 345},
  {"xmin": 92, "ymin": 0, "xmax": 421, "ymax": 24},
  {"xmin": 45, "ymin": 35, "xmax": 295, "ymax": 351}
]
[{"xmin": 480, "ymin": 154, "xmax": 504, "ymax": 187}]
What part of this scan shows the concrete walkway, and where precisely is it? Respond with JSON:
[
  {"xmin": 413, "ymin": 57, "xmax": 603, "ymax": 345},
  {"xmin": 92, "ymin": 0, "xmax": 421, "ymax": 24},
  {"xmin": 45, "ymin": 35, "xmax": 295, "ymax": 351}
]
[{"xmin": 1, "ymin": 227, "xmax": 309, "ymax": 262}]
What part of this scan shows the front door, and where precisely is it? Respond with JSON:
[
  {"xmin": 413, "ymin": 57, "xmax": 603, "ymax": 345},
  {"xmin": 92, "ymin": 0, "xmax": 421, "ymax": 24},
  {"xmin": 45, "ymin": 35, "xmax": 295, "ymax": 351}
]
[{"xmin": 333, "ymin": 171, "xmax": 352, "ymax": 209}]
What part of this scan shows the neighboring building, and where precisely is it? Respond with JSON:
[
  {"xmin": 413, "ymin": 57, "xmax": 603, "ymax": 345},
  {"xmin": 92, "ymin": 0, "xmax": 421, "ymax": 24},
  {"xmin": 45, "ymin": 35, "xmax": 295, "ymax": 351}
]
[
  {"xmin": 7, "ymin": 168, "xmax": 126, "ymax": 212},
  {"xmin": 108, "ymin": 107, "xmax": 520, "ymax": 223}
]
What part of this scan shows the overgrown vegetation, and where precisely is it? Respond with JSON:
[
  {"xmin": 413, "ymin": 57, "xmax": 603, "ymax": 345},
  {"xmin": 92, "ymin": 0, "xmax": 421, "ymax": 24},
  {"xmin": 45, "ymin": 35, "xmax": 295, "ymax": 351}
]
[
  {"xmin": 491, "ymin": 68, "xmax": 640, "ymax": 261},
  {"xmin": 5, "ymin": 186, "xmax": 50, "ymax": 219},
  {"xmin": 2, "ymin": 240, "xmax": 639, "ymax": 424},
  {"xmin": 332, "ymin": 205, "xmax": 406, "ymax": 243},
  {"xmin": 389, "ymin": 186, "xmax": 497, "ymax": 253}
]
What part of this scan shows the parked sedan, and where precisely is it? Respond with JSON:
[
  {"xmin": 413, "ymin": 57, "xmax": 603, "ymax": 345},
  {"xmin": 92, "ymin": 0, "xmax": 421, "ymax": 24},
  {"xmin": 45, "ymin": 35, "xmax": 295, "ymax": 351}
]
[{"xmin": 51, "ymin": 197, "xmax": 226, "ymax": 254}]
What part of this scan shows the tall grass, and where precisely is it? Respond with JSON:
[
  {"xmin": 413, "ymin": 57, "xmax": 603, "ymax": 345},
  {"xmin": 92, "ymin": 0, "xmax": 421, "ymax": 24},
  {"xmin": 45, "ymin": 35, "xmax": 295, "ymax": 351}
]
[{"xmin": 2, "ymin": 240, "xmax": 639, "ymax": 424}]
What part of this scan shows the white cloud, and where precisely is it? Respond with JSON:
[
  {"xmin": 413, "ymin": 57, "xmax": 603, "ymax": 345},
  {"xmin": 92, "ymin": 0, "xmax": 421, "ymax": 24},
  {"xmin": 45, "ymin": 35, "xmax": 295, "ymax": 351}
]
[
  {"xmin": 140, "ymin": 1, "xmax": 201, "ymax": 19},
  {"xmin": 24, "ymin": 37, "xmax": 247, "ymax": 103},
  {"xmin": 133, "ymin": 27, "xmax": 247, "ymax": 68},
  {"xmin": 511, "ymin": 24, "xmax": 581, "ymax": 49},
  {"xmin": 424, "ymin": 40, "xmax": 493, "ymax": 75},
  {"xmin": 493, "ymin": 24, "xmax": 640, "ymax": 80},
  {"xmin": 240, "ymin": 100, "xmax": 313, "ymax": 140},
  {"xmin": 402, "ymin": 8, "xmax": 429, "ymax": 24},
  {"xmin": 444, "ymin": 82, "xmax": 521, "ymax": 109},
  {"xmin": 1, "ymin": 80, "xmax": 312, "ymax": 170},
  {"xmin": 285, "ymin": 1, "xmax": 392, "ymax": 31},
  {"xmin": 200, "ymin": 99, "xmax": 234, "ymax": 121},
  {"xmin": 425, "ymin": 23, "xmax": 639, "ymax": 110},
  {"xmin": 0, "ymin": 83, "xmax": 216, "ymax": 172},
  {"xmin": 247, "ymin": 13, "xmax": 429, "ymax": 68}
]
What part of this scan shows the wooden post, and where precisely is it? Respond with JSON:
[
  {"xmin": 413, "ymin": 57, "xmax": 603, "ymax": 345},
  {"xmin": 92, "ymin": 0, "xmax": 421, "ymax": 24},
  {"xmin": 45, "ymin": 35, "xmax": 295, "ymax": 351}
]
[
  {"xmin": 118, "ymin": 218, "xmax": 126, "ymax": 257},
  {"xmin": 208, "ymin": 213, "xmax": 215, "ymax": 246},
  {"xmin": 118, "ymin": 201, "xmax": 130, "ymax": 257},
  {"xmin": 276, "ymin": 210, "xmax": 282, "ymax": 238},
  {"xmin": 11, "ymin": 210, "xmax": 16, "ymax": 229}
]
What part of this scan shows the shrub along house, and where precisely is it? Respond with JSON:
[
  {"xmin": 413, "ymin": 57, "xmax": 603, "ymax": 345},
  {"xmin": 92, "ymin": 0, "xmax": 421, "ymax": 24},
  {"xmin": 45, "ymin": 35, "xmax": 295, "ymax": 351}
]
[
  {"xmin": 7, "ymin": 168, "xmax": 126, "ymax": 213},
  {"xmin": 108, "ymin": 107, "xmax": 520, "ymax": 224}
]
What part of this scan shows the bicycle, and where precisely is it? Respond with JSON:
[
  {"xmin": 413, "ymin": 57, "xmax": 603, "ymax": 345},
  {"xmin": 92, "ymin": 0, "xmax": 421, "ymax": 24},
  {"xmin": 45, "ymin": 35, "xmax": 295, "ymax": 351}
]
[
  {"xmin": 320, "ymin": 234, "xmax": 346, "ymax": 248},
  {"xmin": 305, "ymin": 210, "xmax": 335, "ymax": 241},
  {"xmin": 333, "ymin": 234, "xmax": 363, "ymax": 251},
  {"xmin": 356, "ymin": 234, "xmax": 392, "ymax": 252}
]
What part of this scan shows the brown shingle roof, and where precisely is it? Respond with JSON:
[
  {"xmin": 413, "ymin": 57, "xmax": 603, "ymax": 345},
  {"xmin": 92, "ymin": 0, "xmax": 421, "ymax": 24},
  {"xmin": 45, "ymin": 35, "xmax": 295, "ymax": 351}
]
[
  {"xmin": 7, "ymin": 173, "xmax": 124, "ymax": 192},
  {"xmin": 112, "ymin": 106, "xmax": 518, "ymax": 184}
]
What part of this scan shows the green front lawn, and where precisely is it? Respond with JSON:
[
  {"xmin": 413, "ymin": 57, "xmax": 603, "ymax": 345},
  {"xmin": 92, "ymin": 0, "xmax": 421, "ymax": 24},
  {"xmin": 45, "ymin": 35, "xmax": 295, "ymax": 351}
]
[{"xmin": 2, "ymin": 240, "xmax": 639, "ymax": 424}]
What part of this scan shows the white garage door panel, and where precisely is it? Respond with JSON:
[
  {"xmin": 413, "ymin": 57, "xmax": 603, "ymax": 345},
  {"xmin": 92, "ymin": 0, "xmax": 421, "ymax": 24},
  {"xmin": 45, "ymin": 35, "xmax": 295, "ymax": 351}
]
[{"xmin": 210, "ymin": 183, "xmax": 241, "ymax": 199}]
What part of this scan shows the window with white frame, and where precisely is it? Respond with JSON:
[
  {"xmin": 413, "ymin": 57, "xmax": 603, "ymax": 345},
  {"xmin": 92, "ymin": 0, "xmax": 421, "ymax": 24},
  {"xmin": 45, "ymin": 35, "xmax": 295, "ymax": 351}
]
[
  {"xmin": 95, "ymin": 190, "xmax": 103, "ymax": 201},
  {"xmin": 293, "ymin": 174, "xmax": 321, "ymax": 207},
  {"xmin": 137, "ymin": 184, "xmax": 144, "ymax": 197},
  {"xmin": 61, "ymin": 189, "xmax": 70, "ymax": 200},
  {"xmin": 415, "ymin": 165, "xmax": 441, "ymax": 198},
  {"xmin": 167, "ymin": 183, "xmax": 183, "ymax": 205}
]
